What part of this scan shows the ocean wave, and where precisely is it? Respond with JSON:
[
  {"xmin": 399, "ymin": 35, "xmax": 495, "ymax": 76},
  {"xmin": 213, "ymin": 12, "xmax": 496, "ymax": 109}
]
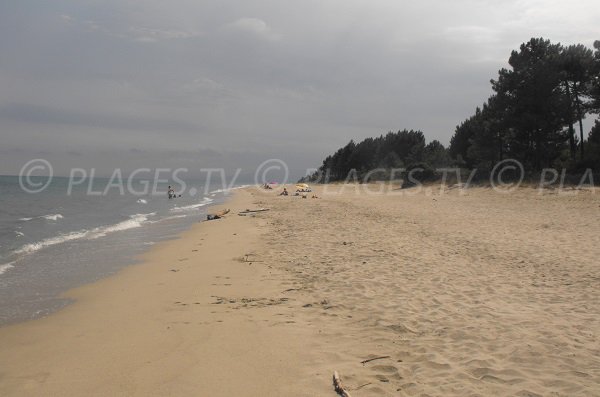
[
  {"xmin": 19, "ymin": 214, "xmax": 64, "ymax": 222},
  {"xmin": 137, "ymin": 199, "xmax": 148, "ymax": 204},
  {"xmin": 170, "ymin": 197, "xmax": 213, "ymax": 213},
  {"xmin": 43, "ymin": 214, "xmax": 64, "ymax": 221},
  {"xmin": 15, "ymin": 231, "xmax": 25, "ymax": 237},
  {"xmin": 88, "ymin": 213, "xmax": 155, "ymax": 239},
  {"xmin": 14, "ymin": 213, "xmax": 156, "ymax": 255},
  {"xmin": 15, "ymin": 230, "xmax": 89, "ymax": 254},
  {"xmin": 158, "ymin": 214, "xmax": 187, "ymax": 221},
  {"xmin": 208, "ymin": 185, "xmax": 250, "ymax": 195},
  {"xmin": 0, "ymin": 262, "xmax": 16, "ymax": 275}
]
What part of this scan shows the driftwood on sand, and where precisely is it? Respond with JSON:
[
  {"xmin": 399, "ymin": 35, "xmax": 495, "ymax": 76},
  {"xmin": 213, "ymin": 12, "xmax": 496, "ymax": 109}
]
[
  {"xmin": 238, "ymin": 208, "xmax": 270, "ymax": 216},
  {"xmin": 360, "ymin": 355, "xmax": 391, "ymax": 365},
  {"xmin": 333, "ymin": 371, "xmax": 351, "ymax": 397}
]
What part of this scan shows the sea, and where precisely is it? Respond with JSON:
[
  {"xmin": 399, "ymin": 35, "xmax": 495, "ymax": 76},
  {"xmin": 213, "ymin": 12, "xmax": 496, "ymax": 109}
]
[{"xmin": 0, "ymin": 175, "xmax": 250, "ymax": 325}]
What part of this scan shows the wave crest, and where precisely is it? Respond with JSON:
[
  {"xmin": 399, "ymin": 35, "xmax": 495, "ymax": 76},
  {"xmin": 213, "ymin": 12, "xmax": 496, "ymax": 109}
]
[
  {"xmin": 19, "ymin": 214, "xmax": 64, "ymax": 222},
  {"xmin": 0, "ymin": 262, "xmax": 16, "ymax": 275},
  {"xmin": 14, "ymin": 213, "xmax": 155, "ymax": 254},
  {"xmin": 170, "ymin": 197, "xmax": 213, "ymax": 213}
]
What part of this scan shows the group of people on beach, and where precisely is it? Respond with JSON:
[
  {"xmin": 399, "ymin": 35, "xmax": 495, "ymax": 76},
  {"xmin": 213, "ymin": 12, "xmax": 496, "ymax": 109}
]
[{"xmin": 277, "ymin": 186, "xmax": 318, "ymax": 199}]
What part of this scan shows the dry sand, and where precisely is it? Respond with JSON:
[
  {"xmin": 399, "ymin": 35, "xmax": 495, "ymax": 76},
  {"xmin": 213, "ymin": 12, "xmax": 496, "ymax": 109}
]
[{"xmin": 1, "ymin": 185, "xmax": 599, "ymax": 396}]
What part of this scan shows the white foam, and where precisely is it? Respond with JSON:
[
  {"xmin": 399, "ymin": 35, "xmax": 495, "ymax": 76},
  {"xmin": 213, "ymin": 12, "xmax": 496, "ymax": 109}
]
[
  {"xmin": 42, "ymin": 214, "xmax": 64, "ymax": 221},
  {"xmin": 159, "ymin": 214, "xmax": 187, "ymax": 221},
  {"xmin": 208, "ymin": 185, "xmax": 250, "ymax": 195},
  {"xmin": 14, "ymin": 213, "xmax": 156, "ymax": 254},
  {"xmin": 170, "ymin": 197, "xmax": 213, "ymax": 213},
  {"xmin": 15, "ymin": 231, "xmax": 25, "ymax": 237},
  {"xmin": 88, "ymin": 213, "xmax": 155, "ymax": 239},
  {"xmin": 137, "ymin": 199, "xmax": 148, "ymax": 204},
  {"xmin": 0, "ymin": 262, "xmax": 15, "ymax": 275},
  {"xmin": 15, "ymin": 230, "xmax": 89, "ymax": 254},
  {"xmin": 19, "ymin": 214, "xmax": 64, "ymax": 222},
  {"xmin": 169, "ymin": 203, "xmax": 209, "ymax": 212}
]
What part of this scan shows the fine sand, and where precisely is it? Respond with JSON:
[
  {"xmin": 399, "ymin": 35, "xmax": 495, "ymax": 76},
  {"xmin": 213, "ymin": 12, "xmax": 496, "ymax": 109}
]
[{"xmin": 1, "ymin": 185, "xmax": 599, "ymax": 396}]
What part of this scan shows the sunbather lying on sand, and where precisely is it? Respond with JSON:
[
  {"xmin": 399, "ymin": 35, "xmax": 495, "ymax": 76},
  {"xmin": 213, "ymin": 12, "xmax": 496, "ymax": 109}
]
[{"xmin": 206, "ymin": 208, "xmax": 230, "ymax": 220}]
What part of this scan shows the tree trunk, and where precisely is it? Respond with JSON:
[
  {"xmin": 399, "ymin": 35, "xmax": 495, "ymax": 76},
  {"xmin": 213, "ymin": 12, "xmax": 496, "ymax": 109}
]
[
  {"xmin": 568, "ymin": 123, "xmax": 576, "ymax": 160},
  {"xmin": 578, "ymin": 115, "xmax": 585, "ymax": 160},
  {"xmin": 574, "ymin": 87, "xmax": 585, "ymax": 160},
  {"xmin": 535, "ymin": 128, "xmax": 542, "ymax": 170},
  {"xmin": 565, "ymin": 82, "xmax": 576, "ymax": 160}
]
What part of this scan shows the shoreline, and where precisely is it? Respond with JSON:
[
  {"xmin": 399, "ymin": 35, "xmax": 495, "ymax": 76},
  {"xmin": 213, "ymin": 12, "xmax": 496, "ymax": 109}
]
[
  {"xmin": 0, "ymin": 190, "xmax": 225, "ymax": 327},
  {"xmin": 0, "ymin": 189, "xmax": 324, "ymax": 396},
  {"xmin": 1, "ymin": 185, "xmax": 599, "ymax": 396}
]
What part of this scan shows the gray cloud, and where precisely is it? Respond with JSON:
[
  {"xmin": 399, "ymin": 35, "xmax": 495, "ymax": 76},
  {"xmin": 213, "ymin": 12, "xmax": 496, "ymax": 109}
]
[
  {"xmin": 224, "ymin": 17, "xmax": 280, "ymax": 42},
  {"xmin": 0, "ymin": 103, "xmax": 204, "ymax": 133},
  {"xmin": 1, "ymin": 0, "xmax": 599, "ymax": 177}
]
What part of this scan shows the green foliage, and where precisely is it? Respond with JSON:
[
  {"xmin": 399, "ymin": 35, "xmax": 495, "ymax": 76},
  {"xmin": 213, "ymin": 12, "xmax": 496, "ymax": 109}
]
[
  {"xmin": 450, "ymin": 37, "xmax": 600, "ymax": 171},
  {"xmin": 401, "ymin": 162, "xmax": 436, "ymax": 188},
  {"xmin": 309, "ymin": 130, "xmax": 450, "ymax": 182},
  {"xmin": 424, "ymin": 140, "xmax": 451, "ymax": 168},
  {"xmin": 308, "ymin": 37, "xmax": 600, "ymax": 184},
  {"xmin": 590, "ymin": 41, "xmax": 600, "ymax": 114},
  {"xmin": 584, "ymin": 120, "xmax": 600, "ymax": 170}
]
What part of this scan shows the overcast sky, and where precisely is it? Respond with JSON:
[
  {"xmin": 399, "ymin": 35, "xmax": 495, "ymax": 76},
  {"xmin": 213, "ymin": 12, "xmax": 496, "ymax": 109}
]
[{"xmin": 1, "ymin": 0, "xmax": 599, "ymax": 178}]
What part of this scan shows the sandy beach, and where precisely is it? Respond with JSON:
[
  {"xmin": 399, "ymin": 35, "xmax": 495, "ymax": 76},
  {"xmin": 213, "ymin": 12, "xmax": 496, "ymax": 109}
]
[{"xmin": 1, "ymin": 185, "xmax": 599, "ymax": 396}]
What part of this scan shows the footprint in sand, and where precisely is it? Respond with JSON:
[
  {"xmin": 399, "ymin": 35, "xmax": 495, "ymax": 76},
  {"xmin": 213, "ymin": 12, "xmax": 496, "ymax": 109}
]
[{"xmin": 363, "ymin": 363, "xmax": 402, "ymax": 384}]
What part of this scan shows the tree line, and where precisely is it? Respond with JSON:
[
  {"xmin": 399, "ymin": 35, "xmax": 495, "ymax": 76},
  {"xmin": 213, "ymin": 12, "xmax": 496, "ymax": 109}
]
[
  {"xmin": 303, "ymin": 130, "xmax": 449, "ymax": 182},
  {"xmin": 304, "ymin": 38, "xmax": 600, "ymax": 183}
]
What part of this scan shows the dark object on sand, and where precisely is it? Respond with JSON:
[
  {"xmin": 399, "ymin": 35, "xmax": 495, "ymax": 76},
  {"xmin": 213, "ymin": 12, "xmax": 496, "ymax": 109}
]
[
  {"xmin": 360, "ymin": 355, "xmax": 391, "ymax": 365},
  {"xmin": 206, "ymin": 209, "xmax": 230, "ymax": 221},
  {"xmin": 238, "ymin": 208, "xmax": 270, "ymax": 216}
]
